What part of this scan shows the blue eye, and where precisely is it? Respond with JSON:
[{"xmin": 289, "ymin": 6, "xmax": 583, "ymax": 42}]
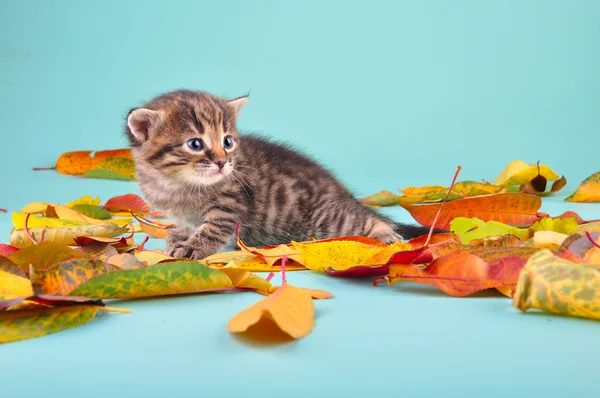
[
  {"xmin": 187, "ymin": 138, "xmax": 204, "ymax": 151},
  {"xmin": 223, "ymin": 136, "xmax": 233, "ymax": 149}
]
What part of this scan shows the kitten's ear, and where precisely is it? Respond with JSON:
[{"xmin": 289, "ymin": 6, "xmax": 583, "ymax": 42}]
[
  {"xmin": 127, "ymin": 108, "xmax": 163, "ymax": 143},
  {"xmin": 227, "ymin": 95, "xmax": 249, "ymax": 117}
]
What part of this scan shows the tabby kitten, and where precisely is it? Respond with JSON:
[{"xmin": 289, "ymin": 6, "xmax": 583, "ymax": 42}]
[{"xmin": 125, "ymin": 90, "xmax": 430, "ymax": 260}]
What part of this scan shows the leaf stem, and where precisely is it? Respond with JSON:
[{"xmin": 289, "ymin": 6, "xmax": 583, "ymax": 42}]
[
  {"xmin": 24, "ymin": 213, "xmax": 39, "ymax": 245},
  {"xmin": 424, "ymin": 165, "xmax": 462, "ymax": 247},
  {"xmin": 101, "ymin": 307, "xmax": 132, "ymax": 314},
  {"xmin": 32, "ymin": 167, "xmax": 56, "ymax": 171},
  {"xmin": 0, "ymin": 208, "xmax": 7, "ymax": 213},
  {"xmin": 585, "ymin": 231, "xmax": 600, "ymax": 249}
]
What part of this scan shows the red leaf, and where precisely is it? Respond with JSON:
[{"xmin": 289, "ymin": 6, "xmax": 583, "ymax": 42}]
[
  {"xmin": 0, "ymin": 295, "xmax": 103, "ymax": 311},
  {"xmin": 325, "ymin": 264, "xmax": 390, "ymax": 278},
  {"xmin": 0, "ymin": 243, "xmax": 19, "ymax": 257},
  {"xmin": 102, "ymin": 194, "xmax": 149, "ymax": 214}
]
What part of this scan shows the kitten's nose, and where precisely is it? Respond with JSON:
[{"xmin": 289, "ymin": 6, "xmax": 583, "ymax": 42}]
[{"xmin": 215, "ymin": 160, "xmax": 227, "ymax": 170}]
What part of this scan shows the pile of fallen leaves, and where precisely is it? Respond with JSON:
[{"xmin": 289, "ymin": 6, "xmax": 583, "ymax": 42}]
[{"xmin": 1, "ymin": 150, "xmax": 599, "ymax": 345}]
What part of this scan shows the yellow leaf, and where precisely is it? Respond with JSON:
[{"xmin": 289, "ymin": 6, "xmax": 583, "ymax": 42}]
[
  {"xmin": 565, "ymin": 172, "xmax": 600, "ymax": 203},
  {"xmin": 227, "ymin": 283, "xmax": 315, "ymax": 340},
  {"xmin": 12, "ymin": 212, "xmax": 88, "ymax": 229},
  {"xmin": 203, "ymin": 251, "xmax": 256, "ymax": 265},
  {"xmin": 401, "ymin": 185, "xmax": 447, "ymax": 196},
  {"xmin": 513, "ymin": 249, "xmax": 600, "ymax": 321},
  {"xmin": 20, "ymin": 202, "xmax": 51, "ymax": 214},
  {"xmin": 9, "ymin": 223, "xmax": 125, "ymax": 248},
  {"xmin": 291, "ymin": 240, "xmax": 409, "ymax": 272},
  {"xmin": 224, "ymin": 256, "xmax": 307, "ymax": 272},
  {"xmin": 492, "ymin": 160, "xmax": 559, "ymax": 187},
  {"xmin": 46, "ymin": 205, "xmax": 132, "ymax": 228},
  {"xmin": 0, "ymin": 269, "xmax": 34, "ymax": 300},
  {"xmin": 65, "ymin": 196, "xmax": 101, "ymax": 208},
  {"xmin": 133, "ymin": 250, "xmax": 173, "ymax": 266},
  {"xmin": 584, "ymin": 246, "xmax": 600, "ymax": 267}
]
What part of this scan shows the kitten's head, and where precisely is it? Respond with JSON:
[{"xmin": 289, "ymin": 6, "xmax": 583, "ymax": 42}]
[{"xmin": 126, "ymin": 90, "xmax": 248, "ymax": 186}]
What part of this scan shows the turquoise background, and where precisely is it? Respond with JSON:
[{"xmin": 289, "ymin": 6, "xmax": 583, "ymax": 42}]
[{"xmin": 1, "ymin": 1, "xmax": 599, "ymax": 397}]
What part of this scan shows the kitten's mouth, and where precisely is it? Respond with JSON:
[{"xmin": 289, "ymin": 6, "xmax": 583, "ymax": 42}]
[{"xmin": 191, "ymin": 165, "xmax": 232, "ymax": 185}]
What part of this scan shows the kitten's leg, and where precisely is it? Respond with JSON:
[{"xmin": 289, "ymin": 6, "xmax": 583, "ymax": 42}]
[
  {"xmin": 164, "ymin": 226, "xmax": 193, "ymax": 256},
  {"xmin": 364, "ymin": 218, "xmax": 404, "ymax": 244},
  {"xmin": 170, "ymin": 212, "xmax": 239, "ymax": 260}
]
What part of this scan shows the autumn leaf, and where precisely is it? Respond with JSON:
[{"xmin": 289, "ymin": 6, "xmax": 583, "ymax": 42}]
[
  {"xmin": 220, "ymin": 268, "xmax": 275, "ymax": 295},
  {"xmin": 65, "ymin": 196, "xmax": 101, "ymax": 208},
  {"xmin": 0, "ymin": 269, "xmax": 34, "ymax": 300},
  {"xmin": 359, "ymin": 190, "xmax": 403, "ymax": 207},
  {"xmin": 0, "ymin": 303, "xmax": 127, "ymax": 344},
  {"xmin": 106, "ymin": 253, "xmax": 146, "ymax": 270},
  {"xmin": 400, "ymin": 193, "xmax": 543, "ymax": 229},
  {"xmin": 492, "ymin": 160, "xmax": 560, "ymax": 187},
  {"xmin": 10, "ymin": 223, "xmax": 125, "ymax": 248},
  {"xmin": 226, "ymin": 258, "xmax": 317, "ymax": 340},
  {"xmin": 387, "ymin": 252, "xmax": 527, "ymax": 297},
  {"xmin": 30, "ymin": 259, "xmax": 117, "ymax": 296},
  {"xmin": 102, "ymin": 194, "xmax": 150, "ymax": 214},
  {"xmin": 69, "ymin": 261, "xmax": 238, "ymax": 299},
  {"xmin": 565, "ymin": 171, "xmax": 600, "ymax": 203},
  {"xmin": 45, "ymin": 204, "xmax": 131, "ymax": 228},
  {"xmin": 450, "ymin": 217, "xmax": 527, "ymax": 244},
  {"xmin": 0, "ymin": 255, "xmax": 26, "ymax": 277},
  {"xmin": 0, "ymin": 243, "xmax": 19, "ymax": 257},
  {"xmin": 292, "ymin": 240, "xmax": 411, "ymax": 273},
  {"xmin": 132, "ymin": 249, "xmax": 174, "ymax": 266},
  {"xmin": 225, "ymin": 256, "xmax": 308, "ymax": 272},
  {"xmin": 83, "ymin": 157, "xmax": 136, "ymax": 181},
  {"xmin": 513, "ymin": 249, "xmax": 600, "ymax": 321},
  {"xmin": 9, "ymin": 242, "xmax": 91, "ymax": 273},
  {"xmin": 69, "ymin": 204, "xmax": 112, "ymax": 220},
  {"xmin": 33, "ymin": 149, "xmax": 132, "ymax": 176}
]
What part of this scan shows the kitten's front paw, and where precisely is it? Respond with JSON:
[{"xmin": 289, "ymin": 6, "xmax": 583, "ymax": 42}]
[{"xmin": 170, "ymin": 244, "xmax": 211, "ymax": 260}]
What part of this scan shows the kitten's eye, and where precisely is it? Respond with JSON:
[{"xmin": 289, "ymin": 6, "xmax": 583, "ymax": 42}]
[
  {"xmin": 223, "ymin": 136, "xmax": 234, "ymax": 149},
  {"xmin": 187, "ymin": 138, "xmax": 204, "ymax": 151}
]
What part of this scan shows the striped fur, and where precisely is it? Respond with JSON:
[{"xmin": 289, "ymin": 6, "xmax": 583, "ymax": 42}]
[{"xmin": 125, "ymin": 90, "xmax": 430, "ymax": 260}]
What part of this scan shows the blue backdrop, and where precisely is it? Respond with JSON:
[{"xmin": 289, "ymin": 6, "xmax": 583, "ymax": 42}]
[{"xmin": 1, "ymin": 1, "xmax": 599, "ymax": 397}]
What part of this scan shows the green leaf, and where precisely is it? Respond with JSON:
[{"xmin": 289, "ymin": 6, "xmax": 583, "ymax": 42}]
[
  {"xmin": 69, "ymin": 204, "xmax": 112, "ymax": 220},
  {"xmin": 83, "ymin": 157, "xmax": 136, "ymax": 181},
  {"xmin": 359, "ymin": 190, "xmax": 402, "ymax": 206},
  {"xmin": 530, "ymin": 217, "xmax": 579, "ymax": 235},
  {"xmin": 9, "ymin": 242, "xmax": 91, "ymax": 273},
  {"xmin": 450, "ymin": 217, "xmax": 528, "ymax": 244},
  {"xmin": 70, "ymin": 261, "xmax": 236, "ymax": 299},
  {"xmin": 513, "ymin": 249, "xmax": 600, "ymax": 321}
]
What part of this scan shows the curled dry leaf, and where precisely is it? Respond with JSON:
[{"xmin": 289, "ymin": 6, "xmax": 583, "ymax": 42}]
[
  {"xmin": 513, "ymin": 249, "xmax": 600, "ymax": 321},
  {"xmin": 492, "ymin": 160, "xmax": 560, "ymax": 187},
  {"xmin": 565, "ymin": 171, "xmax": 600, "ymax": 203},
  {"xmin": 10, "ymin": 223, "xmax": 125, "ymax": 248}
]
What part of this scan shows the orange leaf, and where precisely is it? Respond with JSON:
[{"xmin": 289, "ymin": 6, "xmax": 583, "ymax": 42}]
[
  {"xmin": 55, "ymin": 151, "xmax": 93, "ymax": 175},
  {"xmin": 30, "ymin": 259, "xmax": 116, "ymax": 296},
  {"xmin": 387, "ymin": 252, "xmax": 526, "ymax": 296},
  {"xmin": 139, "ymin": 222, "xmax": 171, "ymax": 239},
  {"xmin": 400, "ymin": 193, "xmax": 543, "ymax": 229},
  {"xmin": 227, "ymin": 283, "xmax": 315, "ymax": 340}
]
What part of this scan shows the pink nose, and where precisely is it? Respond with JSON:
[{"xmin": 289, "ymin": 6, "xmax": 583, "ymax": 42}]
[{"xmin": 215, "ymin": 160, "xmax": 226, "ymax": 170}]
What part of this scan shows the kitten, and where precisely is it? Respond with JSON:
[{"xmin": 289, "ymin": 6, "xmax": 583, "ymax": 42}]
[{"xmin": 125, "ymin": 90, "xmax": 431, "ymax": 260}]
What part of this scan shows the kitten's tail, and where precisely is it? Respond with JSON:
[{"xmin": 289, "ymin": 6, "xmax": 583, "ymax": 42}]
[{"xmin": 393, "ymin": 222, "xmax": 446, "ymax": 240}]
